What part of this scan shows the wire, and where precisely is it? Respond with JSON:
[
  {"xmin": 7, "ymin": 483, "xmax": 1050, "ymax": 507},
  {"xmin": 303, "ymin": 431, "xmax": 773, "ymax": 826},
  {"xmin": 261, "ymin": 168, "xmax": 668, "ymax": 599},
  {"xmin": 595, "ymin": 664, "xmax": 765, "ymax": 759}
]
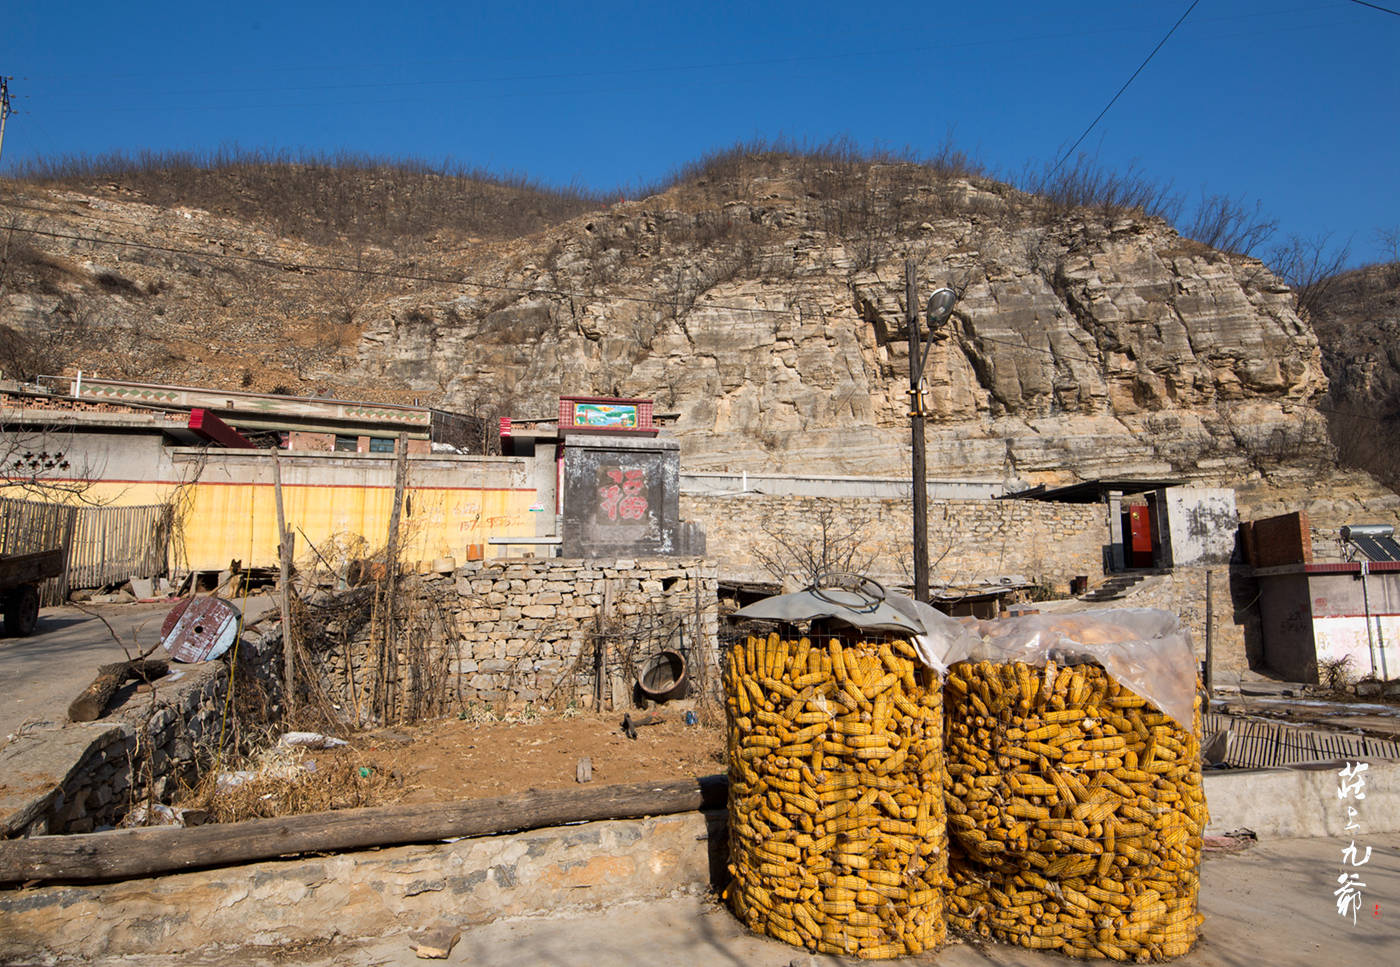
[
  {"xmin": 1051, "ymin": 0, "xmax": 1203, "ymax": 173},
  {"xmin": 1345, "ymin": 0, "xmax": 1400, "ymax": 16}
]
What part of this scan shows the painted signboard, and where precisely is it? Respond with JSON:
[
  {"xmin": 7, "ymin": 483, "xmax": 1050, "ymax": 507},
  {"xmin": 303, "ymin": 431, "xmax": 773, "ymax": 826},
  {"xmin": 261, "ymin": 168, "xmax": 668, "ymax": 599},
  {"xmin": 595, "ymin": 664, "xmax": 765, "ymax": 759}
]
[{"xmin": 573, "ymin": 402, "xmax": 639, "ymax": 429}]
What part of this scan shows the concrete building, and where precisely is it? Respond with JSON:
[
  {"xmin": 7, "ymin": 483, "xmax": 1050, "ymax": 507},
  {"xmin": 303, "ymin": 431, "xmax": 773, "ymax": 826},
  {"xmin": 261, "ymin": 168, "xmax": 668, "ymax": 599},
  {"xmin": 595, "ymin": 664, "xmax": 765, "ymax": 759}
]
[
  {"xmin": 0, "ymin": 379, "xmax": 534, "ymax": 579},
  {"xmin": 1007, "ymin": 479, "xmax": 1238, "ymax": 573},
  {"xmin": 1248, "ymin": 511, "xmax": 1400, "ymax": 682}
]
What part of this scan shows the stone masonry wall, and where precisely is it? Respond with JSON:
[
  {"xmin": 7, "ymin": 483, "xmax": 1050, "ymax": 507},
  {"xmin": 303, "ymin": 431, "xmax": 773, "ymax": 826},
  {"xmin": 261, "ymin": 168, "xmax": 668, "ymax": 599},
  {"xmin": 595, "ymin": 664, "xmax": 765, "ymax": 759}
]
[
  {"xmin": 4, "ymin": 630, "xmax": 283, "ymax": 837},
  {"xmin": 313, "ymin": 558, "xmax": 721, "ymax": 717},
  {"xmin": 1123, "ymin": 565, "xmax": 1260, "ymax": 681},
  {"xmin": 682, "ymin": 494, "xmax": 1109, "ymax": 590}
]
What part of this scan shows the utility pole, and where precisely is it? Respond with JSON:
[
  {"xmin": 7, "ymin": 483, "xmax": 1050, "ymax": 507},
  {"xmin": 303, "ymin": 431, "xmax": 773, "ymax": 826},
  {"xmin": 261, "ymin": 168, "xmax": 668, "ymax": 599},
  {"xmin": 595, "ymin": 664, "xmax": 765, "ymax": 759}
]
[
  {"xmin": 0, "ymin": 77, "xmax": 11, "ymax": 164},
  {"xmin": 907, "ymin": 260, "xmax": 929, "ymax": 603},
  {"xmin": 906, "ymin": 260, "xmax": 958, "ymax": 604}
]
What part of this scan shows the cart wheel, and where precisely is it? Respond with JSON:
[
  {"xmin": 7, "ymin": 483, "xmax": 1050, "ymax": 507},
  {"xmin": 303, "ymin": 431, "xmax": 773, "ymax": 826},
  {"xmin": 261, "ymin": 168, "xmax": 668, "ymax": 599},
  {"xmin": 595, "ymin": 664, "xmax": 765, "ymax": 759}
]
[{"xmin": 3, "ymin": 584, "xmax": 40, "ymax": 637}]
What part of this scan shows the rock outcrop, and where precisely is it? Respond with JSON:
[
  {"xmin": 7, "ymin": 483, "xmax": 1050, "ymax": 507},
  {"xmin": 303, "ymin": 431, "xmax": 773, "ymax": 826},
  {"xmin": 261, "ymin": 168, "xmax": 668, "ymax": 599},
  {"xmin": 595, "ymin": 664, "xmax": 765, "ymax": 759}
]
[{"xmin": 2, "ymin": 158, "xmax": 1395, "ymax": 529}]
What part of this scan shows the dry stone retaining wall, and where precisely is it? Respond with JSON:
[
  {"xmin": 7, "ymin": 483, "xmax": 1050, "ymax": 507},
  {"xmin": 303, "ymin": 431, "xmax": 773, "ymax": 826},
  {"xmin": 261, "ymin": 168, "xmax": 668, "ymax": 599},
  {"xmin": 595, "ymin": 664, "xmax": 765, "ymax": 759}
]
[
  {"xmin": 448, "ymin": 557, "xmax": 720, "ymax": 707},
  {"xmin": 682, "ymin": 494, "xmax": 1109, "ymax": 590},
  {"xmin": 3, "ymin": 632, "xmax": 282, "ymax": 837},
  {"xmin": 312, "ymin": 558, "xmax": 721, "ymax": 715}
]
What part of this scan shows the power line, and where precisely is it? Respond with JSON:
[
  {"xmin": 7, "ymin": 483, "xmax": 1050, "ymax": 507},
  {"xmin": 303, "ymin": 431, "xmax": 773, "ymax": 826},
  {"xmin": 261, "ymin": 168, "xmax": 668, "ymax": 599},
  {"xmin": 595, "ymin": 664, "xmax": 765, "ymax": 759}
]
[
  {"xmin": 1345, "ymin": 0, "xmax": 1400, "ymax": 17},
  {"xmin": 1051, "ymin": 0, "xmax": 1203, "ymax": 173}
]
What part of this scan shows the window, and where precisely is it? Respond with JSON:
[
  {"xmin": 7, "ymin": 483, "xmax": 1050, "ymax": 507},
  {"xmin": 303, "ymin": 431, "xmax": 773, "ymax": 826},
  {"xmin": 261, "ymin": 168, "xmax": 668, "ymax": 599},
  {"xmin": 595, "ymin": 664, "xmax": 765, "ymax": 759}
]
[
  {"xmin": 368, "ymin": 437, "xmax": 396, "ymax": 454},
  {"xmin": 333, "ymin": 435, "xmax": 359, "ymax": 452}
]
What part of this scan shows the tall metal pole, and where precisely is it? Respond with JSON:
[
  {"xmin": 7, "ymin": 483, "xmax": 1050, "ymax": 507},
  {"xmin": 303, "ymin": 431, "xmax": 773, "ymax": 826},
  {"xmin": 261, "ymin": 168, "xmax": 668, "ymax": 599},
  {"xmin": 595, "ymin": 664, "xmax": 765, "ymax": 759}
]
[{"xmin": 907, "ymin": 259, "xmax": 929, "ymax": 603}]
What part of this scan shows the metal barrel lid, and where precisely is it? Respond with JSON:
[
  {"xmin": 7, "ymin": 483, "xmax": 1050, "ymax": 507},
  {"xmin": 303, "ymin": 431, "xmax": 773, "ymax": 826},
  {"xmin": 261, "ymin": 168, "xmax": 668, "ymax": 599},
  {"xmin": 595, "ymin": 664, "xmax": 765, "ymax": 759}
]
[{"xmin": 161, "ymin": 596, "xmax": 242, "ymax": 663}]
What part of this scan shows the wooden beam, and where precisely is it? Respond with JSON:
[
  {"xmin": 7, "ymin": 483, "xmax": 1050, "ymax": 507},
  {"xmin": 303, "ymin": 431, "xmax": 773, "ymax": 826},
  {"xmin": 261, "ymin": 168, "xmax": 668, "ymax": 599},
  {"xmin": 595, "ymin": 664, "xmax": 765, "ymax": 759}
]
[
  {"xmin": 0, "ymin": 774, "xmax": 728, "ymax": 884},
  {"xmin": 0, "ymin": 549, "xmax": 65, "ymax": 588},
  {"xmin": 67, "ymin": 659, "xmax": 169, "ymax": 723}
]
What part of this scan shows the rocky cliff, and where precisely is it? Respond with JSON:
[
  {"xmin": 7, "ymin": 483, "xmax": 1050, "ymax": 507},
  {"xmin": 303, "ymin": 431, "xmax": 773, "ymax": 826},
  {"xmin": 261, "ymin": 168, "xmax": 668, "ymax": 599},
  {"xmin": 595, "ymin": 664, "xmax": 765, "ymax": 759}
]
[
  {"xmin": 1308, "ymin": 261, "xmax": 1400, "ymax": 496},
  {"xmin": 1, "ymin": 153, "xmax": 1395, "ymax": 528}
]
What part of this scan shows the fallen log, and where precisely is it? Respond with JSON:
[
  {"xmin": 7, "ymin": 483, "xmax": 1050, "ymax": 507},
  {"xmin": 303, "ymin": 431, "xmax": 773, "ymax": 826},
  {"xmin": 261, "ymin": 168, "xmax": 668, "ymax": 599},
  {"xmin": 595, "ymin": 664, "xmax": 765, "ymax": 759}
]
[
  {"xmin": 0, "ymin": 774, "xmax": 728, "ymax": 884},
  {"xmin": 67, "ymin": 660, "xmax": 169, "ymax": 723}
]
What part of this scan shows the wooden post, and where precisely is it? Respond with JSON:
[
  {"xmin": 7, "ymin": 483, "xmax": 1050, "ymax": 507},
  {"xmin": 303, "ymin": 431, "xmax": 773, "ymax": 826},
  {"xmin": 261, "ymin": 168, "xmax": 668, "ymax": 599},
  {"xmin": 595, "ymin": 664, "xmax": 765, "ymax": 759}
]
[
  {"xmin": 383, "ymin": 433, "xmax": 409, "ymax": 720},
  {"xmin": 597, "ymin": 578, "xmax": 613, "ymax": 711},
  {"xmin": 272, "ymin": 448, "xmax": 294, "ymax": 717},
  {"xmin": 0, "ymin": 775, "xmax": 729, "ymax": 884},
  {"xmin": 907, "ymin": 259, "xmax": 929, "ymax": 603},
  {"xmin": 1204, "ymin": 570, "xmax": 1214, "ymax": 710}
]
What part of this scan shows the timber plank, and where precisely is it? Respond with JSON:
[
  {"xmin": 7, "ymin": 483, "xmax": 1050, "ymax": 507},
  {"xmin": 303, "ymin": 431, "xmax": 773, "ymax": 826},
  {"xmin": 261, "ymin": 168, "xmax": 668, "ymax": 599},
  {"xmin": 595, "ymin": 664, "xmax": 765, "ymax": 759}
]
[{"xmin": 0, "ymin": 774, "xmax": 728, "ymax": 884}]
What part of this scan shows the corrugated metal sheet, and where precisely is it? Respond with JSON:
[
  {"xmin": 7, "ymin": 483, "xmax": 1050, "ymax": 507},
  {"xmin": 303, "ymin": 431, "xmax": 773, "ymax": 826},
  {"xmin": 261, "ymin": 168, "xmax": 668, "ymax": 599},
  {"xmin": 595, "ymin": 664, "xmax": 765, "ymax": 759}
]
[{"xmin": 1203, "ymin": 710, "xmax": 1400, "ymax": 768}]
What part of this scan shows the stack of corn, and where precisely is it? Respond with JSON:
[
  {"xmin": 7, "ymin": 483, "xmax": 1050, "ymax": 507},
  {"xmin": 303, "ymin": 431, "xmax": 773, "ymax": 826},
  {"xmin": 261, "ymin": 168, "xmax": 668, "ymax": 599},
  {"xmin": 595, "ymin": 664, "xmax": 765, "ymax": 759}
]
[
  {"xmin": 724, "ymin": 632, "xmax": 948, "ymax": 959},
  {"xmin": 943, "ymin": 659, "xmax": 1206, "ymax": 961}
]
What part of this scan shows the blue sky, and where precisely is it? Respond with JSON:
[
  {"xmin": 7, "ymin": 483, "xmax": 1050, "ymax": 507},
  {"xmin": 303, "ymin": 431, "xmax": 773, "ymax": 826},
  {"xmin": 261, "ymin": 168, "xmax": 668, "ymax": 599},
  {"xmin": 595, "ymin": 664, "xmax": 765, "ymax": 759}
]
[{"xmin": 4, "ymin": 1, "xmax": 1398, "ymax": 266}]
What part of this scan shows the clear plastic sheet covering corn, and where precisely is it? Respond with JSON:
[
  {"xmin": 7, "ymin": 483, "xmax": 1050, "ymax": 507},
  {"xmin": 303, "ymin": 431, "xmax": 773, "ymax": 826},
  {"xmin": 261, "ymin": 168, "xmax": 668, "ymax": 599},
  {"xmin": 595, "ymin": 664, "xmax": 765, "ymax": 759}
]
[
  {"xmin": 943, "ymin": 611, "xmax": 1207, "ymax": 961},
  {"xmin": 724, "ymin": 632, "xmax": 948, "ymax": 959}
]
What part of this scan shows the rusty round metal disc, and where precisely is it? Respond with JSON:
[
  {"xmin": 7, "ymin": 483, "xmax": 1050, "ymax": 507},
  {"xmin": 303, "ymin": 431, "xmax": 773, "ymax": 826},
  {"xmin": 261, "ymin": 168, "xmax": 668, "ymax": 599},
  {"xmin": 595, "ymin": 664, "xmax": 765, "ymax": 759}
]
[{"xmin": 161, "ymin": 597, "xmax": 242, "ymax": 663}]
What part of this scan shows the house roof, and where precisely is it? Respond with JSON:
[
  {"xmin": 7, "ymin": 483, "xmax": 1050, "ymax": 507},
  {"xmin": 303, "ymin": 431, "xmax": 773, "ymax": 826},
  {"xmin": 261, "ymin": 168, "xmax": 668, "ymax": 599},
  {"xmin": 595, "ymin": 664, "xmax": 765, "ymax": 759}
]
[{"xmin": 1001, "ymin": 478, "xmax": 1185, "ymax": 504}]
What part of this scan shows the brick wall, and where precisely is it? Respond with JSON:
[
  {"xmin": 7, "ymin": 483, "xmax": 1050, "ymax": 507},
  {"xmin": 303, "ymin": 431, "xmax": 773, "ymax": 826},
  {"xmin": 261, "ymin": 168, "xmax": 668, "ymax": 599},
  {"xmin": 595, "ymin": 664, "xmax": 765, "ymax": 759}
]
[{"xmin": 681, "ymin": 495, "xmax": 1109, "ymax": 591}]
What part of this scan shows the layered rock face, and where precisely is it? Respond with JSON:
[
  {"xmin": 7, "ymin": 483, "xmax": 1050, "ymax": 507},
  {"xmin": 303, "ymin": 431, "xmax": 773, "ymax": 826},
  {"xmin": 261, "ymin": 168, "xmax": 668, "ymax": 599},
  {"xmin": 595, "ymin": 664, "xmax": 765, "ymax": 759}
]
[
  {"xmin": 2, "ymin": 161, "xmax": 1395, "ymax": 528},
  {"xmin": 351, "ymin": 178, "xmax": 1339, "ymax": 509}
]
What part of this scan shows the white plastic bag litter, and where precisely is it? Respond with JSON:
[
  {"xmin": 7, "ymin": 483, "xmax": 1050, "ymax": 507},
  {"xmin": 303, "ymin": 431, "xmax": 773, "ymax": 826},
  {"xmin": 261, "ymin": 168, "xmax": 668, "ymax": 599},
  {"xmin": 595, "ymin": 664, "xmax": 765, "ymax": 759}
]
[{"xmin": 277, "ymin": 731, "xmax": 348, "ymax": 749}]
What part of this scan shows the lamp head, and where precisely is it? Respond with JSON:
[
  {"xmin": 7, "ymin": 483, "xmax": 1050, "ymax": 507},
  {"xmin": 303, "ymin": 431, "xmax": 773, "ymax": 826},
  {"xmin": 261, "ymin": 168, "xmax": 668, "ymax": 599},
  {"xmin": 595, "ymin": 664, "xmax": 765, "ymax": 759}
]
[{"xmin": 926, "ymin": 287, "xmax": 957, "ymax": 327}]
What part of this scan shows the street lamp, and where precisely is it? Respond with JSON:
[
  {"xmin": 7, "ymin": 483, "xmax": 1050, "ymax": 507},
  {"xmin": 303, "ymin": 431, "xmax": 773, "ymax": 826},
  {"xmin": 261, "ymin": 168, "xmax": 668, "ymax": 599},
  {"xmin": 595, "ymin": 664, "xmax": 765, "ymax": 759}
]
[{"xmin": 906, "ymin": 263, "xmax": 957, "ymax": 603}]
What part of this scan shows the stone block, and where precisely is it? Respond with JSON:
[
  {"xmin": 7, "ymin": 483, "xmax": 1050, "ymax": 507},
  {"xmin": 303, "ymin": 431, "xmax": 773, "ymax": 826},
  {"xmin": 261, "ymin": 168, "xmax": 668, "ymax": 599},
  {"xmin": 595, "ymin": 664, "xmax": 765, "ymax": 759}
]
[{"xmin": 522, "ymin": 605, "xmax": 555, "ymax": 619}]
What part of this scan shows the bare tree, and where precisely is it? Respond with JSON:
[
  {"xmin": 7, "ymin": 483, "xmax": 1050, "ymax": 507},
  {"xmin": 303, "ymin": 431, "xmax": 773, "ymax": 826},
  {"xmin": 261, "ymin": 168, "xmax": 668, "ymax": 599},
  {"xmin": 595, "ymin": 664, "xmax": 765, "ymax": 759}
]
[
  {"xmin": 755, "ymin": 503, "xmax": 878, "ymax": 588},
  {"xmin": 1186, "ymin": 193, "xmax": 1277, "ymax": 257},
  {"xmin": 1270, "ymin": 233, "xmax": 1352, "ymax": 319}
]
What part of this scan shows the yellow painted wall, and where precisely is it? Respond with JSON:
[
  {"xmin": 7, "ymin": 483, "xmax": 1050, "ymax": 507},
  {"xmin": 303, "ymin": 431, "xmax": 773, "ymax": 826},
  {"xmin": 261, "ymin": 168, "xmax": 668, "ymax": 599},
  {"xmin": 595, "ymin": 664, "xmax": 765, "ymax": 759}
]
[
  {"xmin": 179, "ymin": 483, "xmax": 536, "ymax": 572},
  {"xmin": 1, "ymin": 480, "xmax": 537, "ymax": 572}
]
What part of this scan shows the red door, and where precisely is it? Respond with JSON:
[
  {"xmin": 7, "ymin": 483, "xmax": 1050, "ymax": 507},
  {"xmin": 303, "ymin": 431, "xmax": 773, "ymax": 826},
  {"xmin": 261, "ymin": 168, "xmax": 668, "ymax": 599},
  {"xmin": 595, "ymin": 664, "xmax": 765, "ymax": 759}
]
[{"xmin": 1126, "ymin": 506, "xmax": 1154, "ymax": 568}]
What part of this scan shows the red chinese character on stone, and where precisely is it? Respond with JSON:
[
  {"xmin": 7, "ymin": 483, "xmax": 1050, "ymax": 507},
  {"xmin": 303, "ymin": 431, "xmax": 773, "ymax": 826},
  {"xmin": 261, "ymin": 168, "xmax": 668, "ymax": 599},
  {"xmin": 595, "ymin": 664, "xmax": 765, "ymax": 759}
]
[
  {"xmin": 618, "ymin": 468, "xmax": 647, "ymax": 520},
  {"xmin": 599, "ymin": 481, "xmax": 623, "ymax": 521}
]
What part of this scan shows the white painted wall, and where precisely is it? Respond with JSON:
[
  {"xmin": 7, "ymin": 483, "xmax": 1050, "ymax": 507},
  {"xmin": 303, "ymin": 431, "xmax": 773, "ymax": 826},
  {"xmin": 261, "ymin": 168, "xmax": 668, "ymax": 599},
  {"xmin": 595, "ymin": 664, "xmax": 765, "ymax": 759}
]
[{"xmin": 1165, "ymin": 487, "xmax": 1237, "ymax": 566}]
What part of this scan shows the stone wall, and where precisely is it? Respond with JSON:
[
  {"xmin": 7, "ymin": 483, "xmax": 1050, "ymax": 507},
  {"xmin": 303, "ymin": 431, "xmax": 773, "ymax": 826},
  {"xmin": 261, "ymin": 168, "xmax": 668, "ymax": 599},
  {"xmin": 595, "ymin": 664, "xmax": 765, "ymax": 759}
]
[
  {"xmin": 1114, "ymin": 565, "xmax": 1259, "ymax": 680},
  {"xmin": 311, "ymin": 558, "xmax": 720, "ymax": 718},
  {"xmin": 681, "ymin": 494, "xmax": 1109, "ymax": 590},
  {"xmin": 0, "ymin": 811, "xmax": 724, "ymax": 959},
  {"xmin": 2, "ymin": 631, "xmax": 282, "ymax": 837}
]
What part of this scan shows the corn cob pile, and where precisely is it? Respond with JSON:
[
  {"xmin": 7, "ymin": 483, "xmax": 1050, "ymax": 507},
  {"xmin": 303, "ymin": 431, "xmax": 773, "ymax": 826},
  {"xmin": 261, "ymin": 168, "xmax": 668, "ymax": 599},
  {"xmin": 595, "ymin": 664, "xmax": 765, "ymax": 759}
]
[
  {"xmin": 943, "ymin": 659, "xmax": 1206, "ymax": 961},
  {"xmin": 724, "ymin": 632, "xmax": 948, "ymax": 959}
]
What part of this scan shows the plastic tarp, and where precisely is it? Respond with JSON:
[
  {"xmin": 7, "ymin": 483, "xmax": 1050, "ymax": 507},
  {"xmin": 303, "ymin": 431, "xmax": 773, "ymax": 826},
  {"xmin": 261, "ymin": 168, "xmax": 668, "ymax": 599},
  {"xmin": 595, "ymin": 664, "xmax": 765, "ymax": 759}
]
[
  {"xmin": 961, "ymin": 608, "xmax": 1197, "ymax": 729},
  {"xmin": 732, "ymin": 587, "xmax": 978, "ymax": 674}
]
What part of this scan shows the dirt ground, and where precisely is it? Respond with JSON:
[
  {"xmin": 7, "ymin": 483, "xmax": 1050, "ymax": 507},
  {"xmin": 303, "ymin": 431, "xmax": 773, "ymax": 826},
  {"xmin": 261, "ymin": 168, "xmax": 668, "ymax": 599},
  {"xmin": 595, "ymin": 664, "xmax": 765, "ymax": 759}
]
[
  {"xmin": 183, "ymin": 709, "xmax": 727, "ymax": 820},
  {"xmin": 358, "ymin": 710, "xmax": 726, "ymax": 803}
]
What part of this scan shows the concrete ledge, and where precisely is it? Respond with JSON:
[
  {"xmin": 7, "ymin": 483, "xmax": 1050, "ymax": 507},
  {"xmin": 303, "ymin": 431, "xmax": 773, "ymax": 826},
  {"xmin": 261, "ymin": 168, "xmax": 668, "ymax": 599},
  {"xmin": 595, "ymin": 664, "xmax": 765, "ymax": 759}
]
[
  {"xmin": 1204, "ymin": 759, "xmax": 1400, "ymax": 838},
  {"xmin": 0, "ymin": 810, "xmax": 727, "ymax": 960}
]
